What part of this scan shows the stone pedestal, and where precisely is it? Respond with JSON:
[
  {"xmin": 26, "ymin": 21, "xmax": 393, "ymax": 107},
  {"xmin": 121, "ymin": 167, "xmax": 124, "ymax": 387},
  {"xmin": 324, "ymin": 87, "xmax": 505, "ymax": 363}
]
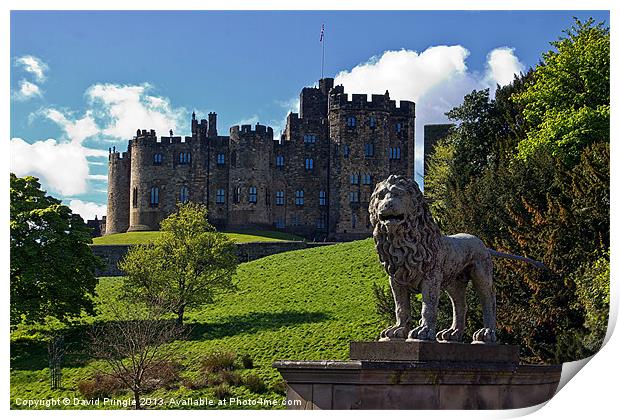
[{"xmin": 273, "ymin": 341, "xmax": 562, "ymax": 410}]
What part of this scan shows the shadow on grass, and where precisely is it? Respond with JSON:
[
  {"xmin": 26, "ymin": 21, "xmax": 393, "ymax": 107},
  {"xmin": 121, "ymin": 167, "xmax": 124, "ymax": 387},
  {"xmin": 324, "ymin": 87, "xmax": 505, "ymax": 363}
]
[
  {"xmin": 223, "ymin": 229, "xmax": 303, "ymax": 242},
  {"xmin": 187, "ymin": 310, "xmax": 330, "ymax": 341}
]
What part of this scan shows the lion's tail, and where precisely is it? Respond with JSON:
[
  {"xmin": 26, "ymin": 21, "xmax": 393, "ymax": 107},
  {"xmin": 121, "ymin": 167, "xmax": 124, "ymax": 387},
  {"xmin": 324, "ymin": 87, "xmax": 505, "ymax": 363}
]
[{"xmin": 487, "ymin": 249, "xmax": 547, "ymax": 270}]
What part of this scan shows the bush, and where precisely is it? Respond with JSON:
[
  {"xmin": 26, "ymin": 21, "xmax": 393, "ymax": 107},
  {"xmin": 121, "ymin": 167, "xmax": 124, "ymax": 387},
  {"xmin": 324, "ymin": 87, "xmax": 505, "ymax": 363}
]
[
  {"xmin": 213, "ymin": 383, "xmax": 231, "ymax": 399},
  {"xmin": 271, "ymin": 378, "xmax": 287, "ymax": 395},
  {"xmin": 239, "ymin": 353, "xmax": 254, "ymax": 369},
  {"xmin": 219, "ymin": 370, "xmax": 242, "ymax": 386},
  {"xmin": 181, "ymin": 376, "xmax": 208, "ymax": 390},
  {"xmin": 200, "ymin": 350, "xmax": 237, "ymax": 373},
  {"xmin": 77, "ymin": 373, "xmax": 123, "ymax": 399},
  {"xmin": 243, "ymin": 372, "xmax": 266, "ymax": 393},
  {"xmin": 142, "ymin": 360, "xmax": 183, "ymax": 391}
]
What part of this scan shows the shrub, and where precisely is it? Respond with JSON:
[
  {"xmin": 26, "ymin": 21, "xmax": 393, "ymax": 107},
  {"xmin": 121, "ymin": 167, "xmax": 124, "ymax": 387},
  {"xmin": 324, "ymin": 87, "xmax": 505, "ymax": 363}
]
[
  {"xmin": 213, "ymin": 383, "xmax": 231, "ymax": 399},
  {"xmin": 181, "ymin": 376, "xmax": 208, "ymax": 390},
  {"xmin": 239, "ymin": 353, "xmax": 254, "ymax": 369},
  {"xmin": 271, "ymin": 378, "xmax": 287, "ymax": 395},
  {"xmin": 200, "ymin": 350, "xmax": 237, "ymax": 373},
  {"xmin": 219, "ymin": 370, "xmax": 242, "ymax": 386},
  {"xmin": 243, "ymin": 372, "xmax": 266, "ymax": 393},
  {"xmin": 77, "ymin": 373, "xmax": 123, "ymax": 399},
  {"xmin": 142, "ymin": 360, "xmax": 183, "ymax": 391}
]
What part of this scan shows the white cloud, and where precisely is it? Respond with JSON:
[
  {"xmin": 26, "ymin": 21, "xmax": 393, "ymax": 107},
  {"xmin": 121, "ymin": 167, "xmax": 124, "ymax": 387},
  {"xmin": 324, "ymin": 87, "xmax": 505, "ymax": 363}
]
[
  {"xmin": 332, "ymin": 45, "xmax": 526, "ymax": 183},
  {"xmin": 86, "ymin": 83, "xmax": 187, "ymax": 139},
  {"xmin": 13, "ymin": 79, "xmax": 43, "ymax": 101},
  {"xmin": 10, "ymin": 137, "xmax": 107, "ymax": 196},
  {"xmin": 232, "ymin": 114, "xmax": 260, "ymax": 127},
  {"xmin": 484, "ymin": 47, "xmax": 525, "ymax": 87},
  {"xmin": 67, "ymin": 199, "xmax": 107, "ymax": 221},
  {"xmin": 14, "ymin": 55, "xmax": 49, "ymax": 82},
  {"xmin": 41, "ymin": 109, "xmax": 99, "ymax": 143}
]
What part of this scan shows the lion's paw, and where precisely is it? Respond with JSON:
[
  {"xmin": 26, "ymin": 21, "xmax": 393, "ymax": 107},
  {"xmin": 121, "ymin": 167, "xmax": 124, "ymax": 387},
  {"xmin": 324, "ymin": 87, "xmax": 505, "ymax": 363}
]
[
  {"xmin": 472, "ymin": 328, "xmax": 497, "ymax": 344},
  {"xmin": 379, "ymin": 325, "xmax": 410, "ymax": 341},
  {"xmin": 436, "ymin": 328, "xmax": 463, "ymax": 342},
  {"xmin": 406, "ymin": 325, "xmax": 436, "ymax": 342}
]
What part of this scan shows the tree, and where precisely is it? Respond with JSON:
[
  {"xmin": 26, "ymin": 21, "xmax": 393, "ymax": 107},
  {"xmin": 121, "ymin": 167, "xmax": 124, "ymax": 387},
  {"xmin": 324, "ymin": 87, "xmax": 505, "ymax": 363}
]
[
  {"xmin": 88, "ymin": 302, "xmax": 185, "ymax": 410},
  {"xmin": 514, "ymin": 18, "xmax": 610, "ymax": 163},
  {"xmin": 119, "ymin": 203, "xmax": 238, "ymax": 325},
  {"xmin": 10, "ymin": 174, "xmax": 103, "ymax": 325}
]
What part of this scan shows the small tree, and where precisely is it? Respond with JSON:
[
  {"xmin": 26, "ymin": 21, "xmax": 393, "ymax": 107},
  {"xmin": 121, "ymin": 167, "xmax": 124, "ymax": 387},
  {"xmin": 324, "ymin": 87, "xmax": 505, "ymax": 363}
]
[
  {"xmin": 119, "ymin": 203, "xmax": 238, "ymax": 325},
  {"xmin": 10, "ymin": 173, "xmax": 103, "ymax": 325},
  {"xmin": 88, "ymin": 302, "xmax": 185, "ymax": 410}
]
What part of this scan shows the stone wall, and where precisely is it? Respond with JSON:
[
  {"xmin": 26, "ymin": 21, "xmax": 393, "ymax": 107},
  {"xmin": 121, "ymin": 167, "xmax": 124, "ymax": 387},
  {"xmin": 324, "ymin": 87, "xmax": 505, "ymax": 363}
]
[{"xmin": 91, "ymin": 241, "xmax": 335, "ymax": 277}]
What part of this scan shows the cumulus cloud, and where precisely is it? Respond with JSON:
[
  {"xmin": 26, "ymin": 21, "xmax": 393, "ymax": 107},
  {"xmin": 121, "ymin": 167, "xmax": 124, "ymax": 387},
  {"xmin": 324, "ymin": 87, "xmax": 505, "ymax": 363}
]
[
  {"xmin": 14, "ymin": 55, "xmax": 49, "ymax": 82},
  {"xmin": 41, "ymin": 109, "xmax": 99, "ymax": 143},
  {"xmin": 67, "ymin": 199, "xmax": 107, "ymax": 221},
  {"xmin": 10, "ymin": 137, "xmax": 107, "ymax": 196},
  {"xmin": 13, "ymin": 79, "xmax": 43, "ymax": 101},
  {"xmin": 332, "ymin": 45, "xmax": 525, "ymax": 182},
  {"xmin": 86, "ymin": 83, "xmax": 187, "ymax": 139},
  {"xmin": 484, "ymin": 47, "xmax": 525, "ymax": 86}
]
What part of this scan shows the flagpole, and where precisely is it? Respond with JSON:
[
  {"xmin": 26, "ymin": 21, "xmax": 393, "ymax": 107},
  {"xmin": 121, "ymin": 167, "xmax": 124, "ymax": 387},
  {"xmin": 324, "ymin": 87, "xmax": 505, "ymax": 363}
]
[{"xmin": 320, "ymin": 23, "xmax": 325, "ymax": 80}]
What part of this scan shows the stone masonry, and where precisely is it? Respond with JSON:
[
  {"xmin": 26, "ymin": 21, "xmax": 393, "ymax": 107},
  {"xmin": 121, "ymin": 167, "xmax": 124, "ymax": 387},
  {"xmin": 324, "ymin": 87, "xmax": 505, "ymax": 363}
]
[{"xmin": 106, "ymin": 78, "xmax": 416, "ymax": 241}]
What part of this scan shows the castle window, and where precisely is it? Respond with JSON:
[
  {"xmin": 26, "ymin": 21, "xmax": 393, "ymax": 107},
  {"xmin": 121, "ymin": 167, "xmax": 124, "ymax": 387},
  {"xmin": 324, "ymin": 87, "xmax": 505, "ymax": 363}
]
[
  {"xmin": 291, "ymin": 215, "xmax": 300, "ymax": 226},
  {"xmin": 305, "ymin": 158, "xmax": 314, "ymax": 170},
  {"xmin": 362, "ymin": 174, "xmax": 372, "ymax": 185},
  {"xmin": 217, "ymin": 153, "xmax": 225, "ymax": 165},
  {"xmin": 216, "ymin": 189, "xmax": 225, "ymax": 204},
  {"xmin": 179, "ymin": 152, "xmax": 191, "ymax": 164},
  {"xmin": 352, "ymin": 213, "xmax": 357, "ymax": 229},
  {"xmin": 276, "ymin": 191, "xmax": 285, "ymax": 205},
  {"xmin": 180, "ymin": 186, "xmax": 189, "ymax": 203},
  {"xmin": 389, "ymin": 147, "xmax": 402, "ymax": 160},
  {"xmin": 395, "ymin": 122, "xmax": 403, "ymax": 133},
  {"xmin": 150, "ymin": 187, "xmax": 159, "ymax": 207},
  {"xmin": 153, "ymin": 153, "xmax": 163, "ymax": 165},
  {"xmin": 233, "ymin": 186, "xmax": 240, "ymax": 203},
  {"xmin": 350, "ymin": 173, "xmax": 359, "ymax": 185},
  {"xmin": 319, "ymin": 191, "xmax": 327, "ymax": 206},
  {"xmin": 303, "ymin": 134, "xmax": 317, "ymax": 144},
  {"xmin": 249, "ymin": 186, "xmax": 257, "ymax": 203},
  {"xmin": 275, "ymin": 218, "xmax": 285, "ymax": 229},
  {"xmin": 349, "ymin": 191, "xmax": 359, "ymax": 203},
  {"xmin": 369, "ymin": 116, "xmax": 377, "ymax": 128},
  {"xmin": 295, "ymin": 190, "xmax": 304, "ymax": 206},
  {"xmin": 316, "ymin": 216, "xmax": 326, "ymax": 230},
  {"xmin": 343, "ymin": 144, "xmax": 350, "ymax": 157},
  {"xmin": 346, "ymin": 116, "xmax": 357, "ymax": 127},
  {"xmin": 364, "ymin": 143, "xmax": 374, "ymax": 157},
  {"xmin": 276, "ymin": 155, "xmax": 284, "ymax": 167},
  {"xmin": 132, "ymin": 187, "xmax": 138, "ymax": 208}
]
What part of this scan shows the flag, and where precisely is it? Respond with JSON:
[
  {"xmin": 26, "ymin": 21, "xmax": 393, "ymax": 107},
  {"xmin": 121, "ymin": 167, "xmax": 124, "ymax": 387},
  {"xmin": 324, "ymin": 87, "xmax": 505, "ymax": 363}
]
[{"xmin": 320, "ymin": 24, "xmax": 324, "ymax": 42}]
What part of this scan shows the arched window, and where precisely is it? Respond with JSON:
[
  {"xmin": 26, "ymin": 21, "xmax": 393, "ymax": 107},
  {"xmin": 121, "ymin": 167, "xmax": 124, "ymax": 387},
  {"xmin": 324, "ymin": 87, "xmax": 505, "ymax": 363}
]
[
  {"xmin": 153, "ymin": 153, "xmax": 162, "ymax": 165},
  {"xmin": 249, "ymin": 186, "xmax": 257, "ymax": 203},
  {"xmin": 217, "ymin": 153, "xmax": 225, "ymax": 165},
  {"xmin": 305, "ymin": 158, "xmax": 314, "ymax": 170},
  {"xmin": 346, "ymin": 116, "xmax": 357, "ymax": 127},
  {"xmin": 150, "ymin": 187, "xmax": 159, "ymax": 206},
  {"xmin": 369, "ymin": 116, "xmax": 377, "ymax": 128},
  {"xmin": 179, "ymin": 152, "xmax": 191, "ymax": 164},
  {"xmin": 180, "ymin": 186, "xmax": 189, "ymax": 203},
  {"xmin": 276, "ymin": 155, "xmax": 284, "ymax": 167}
]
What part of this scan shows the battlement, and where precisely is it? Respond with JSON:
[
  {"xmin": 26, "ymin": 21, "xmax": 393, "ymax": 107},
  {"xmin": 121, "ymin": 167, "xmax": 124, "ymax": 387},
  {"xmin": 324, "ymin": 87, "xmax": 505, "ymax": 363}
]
[
  {"xmin": 329, "ymin": 86, "xmax": 415, "ymax": 115},
  {"xmin": 230, "ymin": 123, "xmax": 274, "ymax": 137}
]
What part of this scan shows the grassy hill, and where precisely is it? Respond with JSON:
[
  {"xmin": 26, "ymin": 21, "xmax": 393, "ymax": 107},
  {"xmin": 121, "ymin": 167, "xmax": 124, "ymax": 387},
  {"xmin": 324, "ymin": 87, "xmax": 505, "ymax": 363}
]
[
  {"xmin": 92, "ymin": 229, "xmax": 304, "ymax": 245},
  {"xmin": 10, "ymin": 238, "xmax": 388, "ymax": 410}
]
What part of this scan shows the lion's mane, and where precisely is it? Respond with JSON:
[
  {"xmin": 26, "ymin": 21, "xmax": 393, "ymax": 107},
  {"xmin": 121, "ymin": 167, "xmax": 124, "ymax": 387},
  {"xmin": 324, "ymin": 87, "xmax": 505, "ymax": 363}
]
[{"xmin": 369, "ymin": 176, "xmax": 442, "ymax": 289}]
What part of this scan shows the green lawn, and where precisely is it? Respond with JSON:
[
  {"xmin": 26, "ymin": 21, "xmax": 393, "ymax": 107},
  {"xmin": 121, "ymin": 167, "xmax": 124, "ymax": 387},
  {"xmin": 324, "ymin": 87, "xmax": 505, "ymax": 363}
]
[
  {"xmin": 10, "ymin": 238, "xmax": 388, "ymax": 410},
  {"xmin": 92, "ymin": 229, "xmax": 304, "ymax": 245}
]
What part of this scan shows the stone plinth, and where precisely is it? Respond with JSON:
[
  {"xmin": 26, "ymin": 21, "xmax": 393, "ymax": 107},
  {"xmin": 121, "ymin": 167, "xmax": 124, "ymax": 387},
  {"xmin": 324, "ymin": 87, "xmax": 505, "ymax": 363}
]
[{"xmin": 273, "ymin": 341, "xmax": 562, "ymax": 410}]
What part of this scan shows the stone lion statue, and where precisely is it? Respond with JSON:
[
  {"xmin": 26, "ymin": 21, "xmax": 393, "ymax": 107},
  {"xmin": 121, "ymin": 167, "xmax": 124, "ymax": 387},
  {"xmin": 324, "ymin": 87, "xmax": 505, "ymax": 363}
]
[{"xmin": 369, "ymin": 175, "xmax": 545, "ymax": 344}]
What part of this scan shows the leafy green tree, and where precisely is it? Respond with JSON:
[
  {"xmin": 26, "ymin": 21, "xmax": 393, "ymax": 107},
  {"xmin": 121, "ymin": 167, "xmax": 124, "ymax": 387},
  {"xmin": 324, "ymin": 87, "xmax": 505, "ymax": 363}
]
[
  {"xmin": 119, "ymin": 203, "xmax": 238, "ymax": 325},
  {"xmin": 10, "ymin": 174, "xmax": 102, "ymax": 325},
  {"xmin": 514, "ymin": 18, "xmax": 610, "ymax": 163}
]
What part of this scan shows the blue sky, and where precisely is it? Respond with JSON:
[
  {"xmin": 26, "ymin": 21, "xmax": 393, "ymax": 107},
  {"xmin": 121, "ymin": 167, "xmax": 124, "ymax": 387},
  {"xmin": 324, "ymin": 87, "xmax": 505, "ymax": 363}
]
[{"xmin": 10, "ymin": 10, "xmax": 610, "ymax": 220}]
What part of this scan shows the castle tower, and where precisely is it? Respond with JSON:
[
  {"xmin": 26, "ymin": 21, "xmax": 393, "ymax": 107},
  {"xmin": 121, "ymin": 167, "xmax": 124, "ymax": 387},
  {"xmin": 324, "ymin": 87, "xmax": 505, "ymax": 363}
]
[
  {"xmin": 127, "ymin": 129, "xmax": 163, "ymax": 231},
  {"xmin": 228, "ymin": 124, "xmax": 274, "ymax": 227},
  {"xmin": 208, "ymin": 112, "xmax": 218, "ymax": 137},
  {"xmin": 106, "ymin": 147, "xmax": 131, "ymax": 234}
]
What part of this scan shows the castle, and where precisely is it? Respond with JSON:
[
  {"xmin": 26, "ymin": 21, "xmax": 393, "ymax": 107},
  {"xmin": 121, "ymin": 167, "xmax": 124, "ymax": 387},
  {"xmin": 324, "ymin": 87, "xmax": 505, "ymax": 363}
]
[{"xmin": 106, "ymin": 78, "xmax": 415, "ymax": 241}]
